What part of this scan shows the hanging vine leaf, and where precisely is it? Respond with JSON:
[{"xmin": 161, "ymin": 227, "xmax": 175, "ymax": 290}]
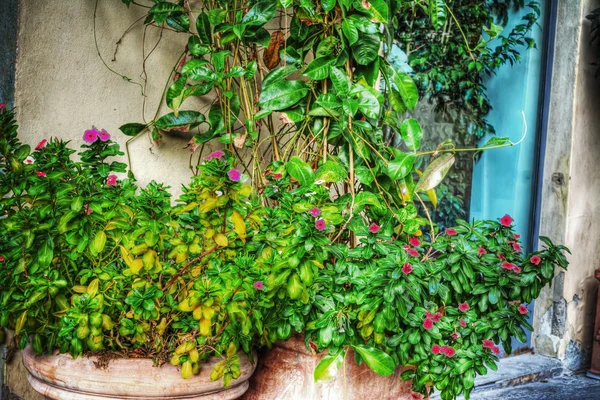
[
  {"xmin": 387, "ymin": 152, "xmax": 416, "ymax": 181},
  {"xmin": 303, "ymin": 56, "xmax": 335, "ymax": 80},
  {"xmin": 258, "ymin": 80, "xmax": 309, "ymax": 111},
  {"xmin": 400, "ymin": 118, "xmax": 423, "ymax": 152},
  {"xmin": 155, "ymin": 111, "xmax": 205, "ymax": 132},
  {"xmin": 390, "ymin": 68, "xmax": 419, "ymax": 112},
  {"xmin": 351, "ymin": 33, "xmax": 380, "ymax": 65},
  {"xmin": 414, "ymin": 153, "xmax": 455, "ymax": 192},
  {"xmin": 428, "ymin": 0, "xmax": 448, "ymax": 31},
  {"xmin": 119, "ymin": 123, "xmax": 147, "ymax": 137}
]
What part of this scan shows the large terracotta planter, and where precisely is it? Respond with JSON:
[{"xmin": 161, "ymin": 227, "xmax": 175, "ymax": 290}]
[
  {"xmin": 241, "ymin": 334, "xmax": 414, "ymax": 400},
  {"xmin": 22, "ymin": 346, "xmax": 257, "ymax": 399}
]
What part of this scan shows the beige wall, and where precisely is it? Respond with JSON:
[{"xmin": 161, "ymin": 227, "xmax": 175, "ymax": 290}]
[{"xmin": 534, "ymin": 0, "xmax": 600, "ymax": 369}]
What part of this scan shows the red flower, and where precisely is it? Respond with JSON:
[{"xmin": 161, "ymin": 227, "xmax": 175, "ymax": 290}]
[
  {"xmin": 36, "ymin": 171, "xmax": 47, "ymax": 177},
  {"xmin": 482, "ymin": 340, "xmax": 494, "ymax": 349},
  {"xmin": 500, "ymin": 214, "xmax": 514, "ymax": 227},
  {"xmin": 478, "ymin": 246, "xmax": 486, "ymax": 255},
  {"xmin": 501, "ymin": 261, "xmax": 514, "ymax": 270},
  {"xmin": 431, "ymin": 345, "xmax": 442, "ymax": 354},
  {"xmin": 442, "ymin": 346, "xmax": 455, "ymax": 357},
  {"xmin": 451, "ymin": 332, "xmax": 460, "ymax": 339},
  {"xmin": 0, "ymin": 255, "xmax": 5, "ymax": 262},
  {"xmin": 409, "ymin": 237, "xmax": 420, "ymax": 247},
  {"xmin": 368, "ymin": 223, "xmax": 380, "ymax": 233},
  {"xmin": 315, "ymin": 219, "xmax": 326, "ymax": 231},
  {"xmin": 459, "ymin": 319, "xmax": 467, "ymax": 328},
  {"xmin": 445, "ymin": 228, "xmax": 457, "ymax": 236},
  {"xmin": 458, "ymin": 302, "xmax": 469, "ymax": 312},
  {"xmin": 106, "ymin": 175, "xmax": 117, "ymax": 186},
  {"xmin": 492, "ymin": 346, "xmax": 501, "ymax": 355},
  {"xmin": 432, "ymin": 313, "xmax": 442, "ymax": 323},
  {"xmin": 512, "ymin": 242, "xmax": 522, "ymax": 252},
  {"xmin": 513, "ymin": 266, "xmax": 521, "ymax": 273},
  {"xmin": 514, "ymin": 233, "xmax": 521, "ymax": 239},
  {"xmin": 402, "ymin": 263, "xmax": 413, "ymax": 275},
  {"xmin": 272, "ymin": 173, "xmax": 283, "ymax": 179},
  {"xmin": 408, "ymin": 248, "xmax": 419, "ymax": 257},
  {"xmin": 530, "ymin": 255, "xmax": 541, "ymax": 265},
  {"xmin": 35, "ymin": 139, "xmax": 47, "ymax": 149},
  {"xmin": 423, "ymin": 318, "xmax": 433, "ymax": 330},
  {"xmin": 518, "ymin": 305, "xmax": 528, "ymax": 314},
  {"xmin": 498, "ymin": 253, "xmax": 505, "ymax": 260}
]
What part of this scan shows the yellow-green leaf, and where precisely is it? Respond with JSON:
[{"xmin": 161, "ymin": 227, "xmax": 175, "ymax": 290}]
[{"xmin": 231, "ymin": 211, "xmax": 247, "ymax": 240}]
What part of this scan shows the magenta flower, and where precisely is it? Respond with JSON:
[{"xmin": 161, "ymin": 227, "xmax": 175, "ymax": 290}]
[
  {"xmin": 445, "ymin": 228, "xmax": 457, "ymax": 236},
  {"xmin": 483, "ymin": 340, "xmax": 495, "ymax": 349},
  {"xmin": 315, "ymin": 219, "xmax": 326, "ymax": 231},
  {"xmin": 518, "ymin": 305, "xmax": 528, "ymax": 314},
  {"xmin": 206, "ymin": 151, "xmax": 225, "ymax": 160},
  {"xmin": 402, "ymin": 263, "xmax": 412, "ymax": 275},
  {"xmin": 478, "ymin": 246, "xmax": 486, "ymax": 255},
  {"xmin": 84, "ymin": 204, "xmax": 93, "ymax": 215},
  {"xmin": 458, "ymin": 302, "xmax": 469, "ymax": 312},
  {"xmin": 98, "ymin": 129, "xmax": 111, "ymax": 141},
  {"xmin": 272, "ymin": 173, "xmax": 283, "ymax": 179},
  {"xmin": 512, "ymin": 242, "xmax": 522, "ymax": 252},
  {"xmin": 253, "ymin": 281, "xmax": 264, "ymax": 290},
  {"xmin": 408, "ymin": 248, "xmax": 419, "ymax": 257},
  {"xmin": 501, "ymin": 261, "xmax": 514, "ymax": 270},
  {"xmin": 83, "ymin": 127, "xmax": 99, "ymax": 143},
  {"xmin": 498, "ymin": 253, "xmax": 505, "ymax": 261},
  {"xmin": 514, "ymin": 233, "xmax": 521, "ymax": 239},
  {"xmin": 432, "ymin": 313, "xmax": 442, "ymax": 323},
  {"xmin": 36, "ymin": 171, "xmax": 47, "ymax": 177},
  {"xmin": 409, "ymin": 237, "xmax": 420, "ymax": 247},
  {"xmin": 106, "ymin": 175, "xmax": 117, "ymax": 186},
  {"xmin": 530, "ymin": 255, "xmax": 541, "ymax": 265},
  {"xmin": 451, "ymin": 332, "xmax": 460, "ymax": 339},
  {"xmin": 309, "ymin": 207, "xmax": 321, "ymax": 217},
  {"xmin": 459, "ymin": 319, "xmax": 467, "ymax": 328},
  {"xmin": 513, "ymin": 265, "xmax": 521, "ymax": 273},
  {"xmin": 492, "ymin": 346, "xmax": 501, "ymax": 355},
  {"xmin": 0, "ymin": 104, "xmax": 5, "ymax": 110},
  {"xmin": 368, "ymin": 223, "xmax": 380, "ymax": 233},
  {"xmin": 228, "ymin": 169, "xmax": 241, "ymax": 181},
  {"xmin": 24, "ymin": 156, "xmax": 35, "ymax": 164},
  {"xmin": 35, "ymin": 139, "xmax": 47, "ymax": 150},
  {"xmin": 423, "ymin": 318, "xmax": 433, "ymax": 330},
  {"xmin": 441, "ymin": 346, "xmax": 455, "ymax": 357},
  {"xmin": 0, "ymin": 255, "xmax": 5, "ymax": 261},
  {"xmin": 403, "ymin": 245, "xmax": 411, "ymax": 251},
  {"xmin": 500, "ymin": 214, "xmax": 514, "ymax": 227},
  {"xmin": 431, "ymin": 345, "xmax": 442, "ymax": 354}
]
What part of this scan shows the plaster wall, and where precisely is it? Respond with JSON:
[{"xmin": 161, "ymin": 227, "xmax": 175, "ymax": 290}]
[{"xmin": 534, "ymin": 0, "xmax": 600, "ymax": 370}]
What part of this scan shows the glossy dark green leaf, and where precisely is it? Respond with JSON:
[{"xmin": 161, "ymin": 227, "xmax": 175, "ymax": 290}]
[
  {"xmin": 351, "ymin": 33, "xmax": 380, "ymax": 65},
  {"xmin": 303, "ymin": 56, "xmax": 335, "ymax": 80},
  {"xmin": 242, "ymin": 1, "xmax": 277, "ymax": 26},
  {"xmin": 258, "ymin": 80, "xmax": 309, "ymax": 111},
  {"xmin": 119, "ymin": 123, "xmax": 147, "ymax": 137},
  {"xmin": 387, "ymin": 152, "xmax": 416, "ymax": 181},
  {"xmin": 428, "ymin": 0, "xmax": 447, "ymax": 31},
  {"xmin": 400, "ymin": 118, "xmax": 423, "ymax": 152},
  {"xmin": 155, "ymin": 111, "xmax": 204, "ymax": 132}
]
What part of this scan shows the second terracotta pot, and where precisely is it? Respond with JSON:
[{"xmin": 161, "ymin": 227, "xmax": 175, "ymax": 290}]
[{"xmin": 241, "ymin": 334, "xmax": 414, "ymax": 400}]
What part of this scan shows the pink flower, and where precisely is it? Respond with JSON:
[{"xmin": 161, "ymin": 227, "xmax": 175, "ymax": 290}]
[
  {"xmin": 445, "ymin": 228, "xmax": 457, "ymax": 236},
  {"xmin": 482, "ymin": 340, "xmax": 495, "ymax": 349},
  {"xmin": 24, "ymin": 156, "xmax": 35, "ymax": 164},
  {"xmin": 458, "ymin": 302, "xmax": 469, "ymax": 312},
  {"xmin": 514, "ymin": 234, "xmax": 521, "ymax": 239},
  {"xmin": 253, "ymin": 281, "xmax": 264, "ymax": 290},
  {"xmin": 409, "ymin": 237, "xmax": 420, "ymax": 247},
  {"xmin": 478, "ymin": 246, "xmax": 486, "ymax": 255},
  {"xmin": 432, "ymin": 313, "xmax": 442, "ymax": 323},
  {"xmin": 512, "ymin": 242, "xmax": 522, "ymax": 252},
  {"xmin": 500, "ymin": 214, "xmax": 514, "ymax": 227},
  {"xmin": 498, "ymin": 253, "xmax": 505, "ymax": 260},
  {"xmin": 227, "ymin": 169, "xmax": 241, "ymax": 181},
  {"xmin": 492, "ymin": 346, "xmax": 501, "ymax": 355},
  {"xmin": 315, "ymin": 219, "xmax": 326, "ymax": 231},
  {"xmin": 403, "ymin": 245, "xmax": 411, "ymax": 251},
  {"xmin": 106, "ymin": 175, "xmax": 117, "ymax": 186},
  {"xmin": 272, "ymin": 173, "xmax": 283, "ymax": 179},
  {"xmin": 83, "ymin": 127, "xmax": 99, "ymax": 143},
  {"xmin": 442, "ymin": 346, "xmax": 455, "ymax": 357},
  {"xmin": 206, "ymin": 150, "xmax": 225, "ymax": 160},
  {"xmin": 501, "ymin": 261, "xmax": 514, "ymax": 270},
  {"xmin": 35, "ymin": 139, "xmax": 48, "ymax": 150},
  {"xmin": 408, "ymin": 248, "xmax": 419, "ymax": 257},
  {"xmin": 36, "ymin": 171, "xmax": 47, "ymax": 177},
  {"xmin": 309, "ymin": 207, "xmax": 321, "ymax": 217},
  {"xmin": 0, "ymin": 104, "xmax": 5, "ymax": 110},
  {"xmin": 98, "ymin": 129, "xmax": 111, "ymax": 141},
  {"xmin": 530, "ymin": 255, "xmax": 541, "ymax": 265},
  {"xmin": 431, "ymin": 345, "xmax": 442, "ymax": 354},
  {"xmin": 84, "ymin": 204, "xmax": 93, "ymax": 215},
  {"xmin": 368, "ymin": 223, "xmax": 380, "ymax": 233},
  {"xmin": 402, "ymin": 263, "xmax": 413, "ymax": 275},
  {"xmin": 459, "ymin": 319, "xmax": 467, "ymax": 328},
  {"xmin": 513, "ymin": 266, "xmax": 521, "ymax": 273},
  {"xmin": 423, "ymin": 318, "xmax": 433, "ymax": 330},
  {"xmin": 0, "ymin": 255, "xmax": 5, "ymax": 262},
  {"xmin": 425, "ymin": 311, "xmax": 434, "ymax": 319},
  {"xmin": 518, "ymin": 305, "xmax": 528, "ymax": 314},
  {"xmin": 451, "ymin": 332, "xmax": 460, "ymax": 339}
]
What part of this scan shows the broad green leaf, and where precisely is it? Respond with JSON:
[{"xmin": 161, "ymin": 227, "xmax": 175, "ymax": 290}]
[
  {"xmin": 196, "ymin": 12, "xmax": 212, "ymax": 45},
  {"xmin": 285, "ymin": 156, "xmax": 315, "ymax": 186},
  {"xmin": 454, "ymin": 358, "xmax": 474, "ymax": 375},
  {"xmin": 387, "ymin": 153, "xmax": 416, "ymax": 181},
  {"xmin": 428, "ymin": 0, "xmax": 447, "ymax": 31},
  {"xmin": 155, "ymin": 111, "xmax": 205, "ymax": 132},
  {"xmin": 330, "ymin": 67, "xmax": 351, "ymax": 96},
  {"xmin": 352, "ymin": 345, "xmax": 395, "ymax": 376},
  {"xmin": 119, "ymin": 123, "xmax": 147, "ymax": 137},
  {"xmin": 262, "ymin": 65, "xmax": 298, "ymax": 87},
  {"xmin": 354, "ymin": 191, "xmax": 383, "ymax": 211},
  {"xmin": 353, "ymin": 85, "xmax": 381, "ymax": 119},
  {"xmin": 303, "ymin": 56, "xmax": 335, "ymax": 80},
  {"xmin": 389, "ymin": 89, "xmax": 407, "ymax": 114},
  {"xmin": 321, "ymin": 0, "xmax": 337, "ymax": 12},
  {"xmin": 315, "ymin": 160, "xmax": 348, "ymax": 183},
  {"xmin": 242, "ymin": 1, "xmax": 277, "ymax": 26},
  {"xmin": 351, "ymin": 33, "xmax": 380, "ymax": 65},
  {"xmin": 414, "ymin": 153, "xmax": 455, "ymax": 192},
  {"xmin": 149, "ymin": 2, "xmax": 184, "ymax": 14},
  {"xmin": 314, "ymin": 349, "xmax": 346, "ymax": 382},
  {"xmin": 342, "ymin": 19, "xmax": 359, "ymax": 45},
  {"xmin": 89, "ymin": 231, "xmax": 107, "ymax": 256},
  {"xmin": 258, "ymin": 80, "xmax": 309, "ymax": 111},
  {"xmin": 166, "ymin": 76, "xmax": 186, "ymax": 113},
  {"xmin": 390, "ymin": 68, "xmax": 419, "ymax": 112},
  {"xmin": 368, "ymin": 0, "xmax": 389, "ymax": 23},
  {"xmin": 38, "ymin": 238, "xmax": 54, "ymax": 268},
  {"xmin": 400, "ymin": 118, "xmax": 423, "ymax": 152}
]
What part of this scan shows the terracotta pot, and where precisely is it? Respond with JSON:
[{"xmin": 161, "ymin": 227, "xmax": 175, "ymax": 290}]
[
  {"xmin": 240, "ymin": 334, "xmax": 415, "ymax": 400},
  {"xmin": 21, "ymin": 346, "xmax": 257, "ymax": 400}
]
